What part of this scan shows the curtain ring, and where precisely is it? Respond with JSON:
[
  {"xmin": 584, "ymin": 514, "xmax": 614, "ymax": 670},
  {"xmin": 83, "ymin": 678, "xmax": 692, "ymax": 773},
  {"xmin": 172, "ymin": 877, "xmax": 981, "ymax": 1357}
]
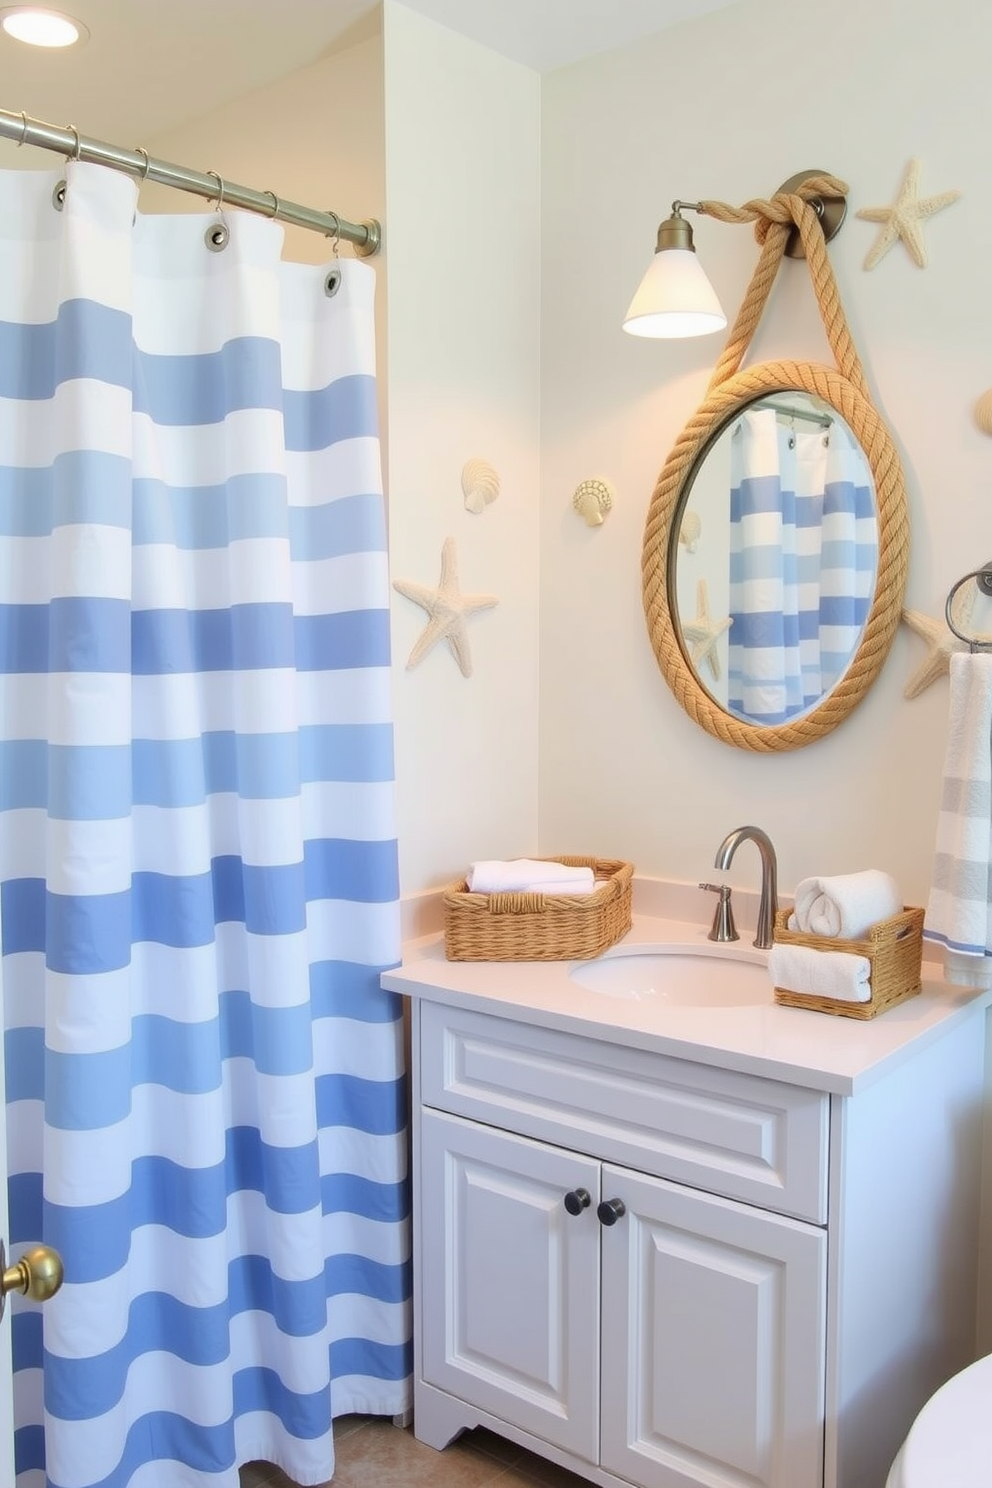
[
  {"xmin": 16, "ymin": 112, "xmax": 28, "ymax": 148},
  {"xmin": 264, "ymin": 190, "xmax": 280, "ymax": 220},
  {"xmin": 66, "ymin": 124, "xmax": 82, "ymax": 161}
]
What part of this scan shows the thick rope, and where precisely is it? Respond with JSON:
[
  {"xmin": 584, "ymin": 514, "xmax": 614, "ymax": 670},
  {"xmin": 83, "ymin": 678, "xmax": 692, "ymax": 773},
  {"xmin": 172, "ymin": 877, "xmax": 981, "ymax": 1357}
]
[
  {"xmin": 696, "ymin": 175, "xmax": 869, "ymax": 399},
  {"xmin": 641, "ymin": 361, "xmax": 909, "ymax": 751}
]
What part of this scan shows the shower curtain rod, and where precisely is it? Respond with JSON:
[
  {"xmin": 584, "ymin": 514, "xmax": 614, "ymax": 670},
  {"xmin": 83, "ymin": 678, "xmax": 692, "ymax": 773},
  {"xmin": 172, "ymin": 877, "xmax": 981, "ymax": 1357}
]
[
  {"xmin": 0, "ymin": 107, "xmax": 381, "ymax": 256},
  {"xmin": 752, "ymin": 399, "xmax": 832, "ymax": 429}
]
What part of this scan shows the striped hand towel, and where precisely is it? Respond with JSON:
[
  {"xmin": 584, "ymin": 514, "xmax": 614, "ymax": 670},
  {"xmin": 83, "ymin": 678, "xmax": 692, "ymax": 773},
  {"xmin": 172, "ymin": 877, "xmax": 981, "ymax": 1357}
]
[{"xmin": 925, "ymin": 652, "xmax": 992, "ymax": 987}]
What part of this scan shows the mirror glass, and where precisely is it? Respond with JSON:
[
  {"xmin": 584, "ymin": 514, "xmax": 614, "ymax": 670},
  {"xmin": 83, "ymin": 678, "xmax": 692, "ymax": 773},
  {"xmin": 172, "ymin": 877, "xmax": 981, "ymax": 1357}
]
[{"xmin": 671, "ymin": 391, "xmax": 878, "ymax": 727}]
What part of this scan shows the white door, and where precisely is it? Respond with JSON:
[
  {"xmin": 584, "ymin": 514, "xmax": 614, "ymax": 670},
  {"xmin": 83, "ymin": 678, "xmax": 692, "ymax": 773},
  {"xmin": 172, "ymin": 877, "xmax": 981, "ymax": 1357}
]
[
  {"xmin": 600, "ymin": 1164, "xmax": 827, "ymax": 1488},
  {"xmin": 420, "ymin": 1108, "xmax": 602, "ymax": 1461}
]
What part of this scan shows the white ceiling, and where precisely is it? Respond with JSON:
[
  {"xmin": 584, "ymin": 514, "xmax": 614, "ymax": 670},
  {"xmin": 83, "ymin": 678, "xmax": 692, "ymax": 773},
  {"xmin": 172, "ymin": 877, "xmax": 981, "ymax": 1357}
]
[
  {"xmin": 392, "ymin": 0, "xmax": 742, "ymax": 73},
  {"xmin": 0, "ymin": 0, "xmax": 743, "ymax": 147}
]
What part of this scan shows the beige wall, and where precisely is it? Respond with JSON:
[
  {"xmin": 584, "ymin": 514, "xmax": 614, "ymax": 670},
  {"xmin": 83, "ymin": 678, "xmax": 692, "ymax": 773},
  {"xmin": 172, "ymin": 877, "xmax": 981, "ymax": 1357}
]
[
  {"xmin": 382, "ymin": 3, "xmax": 542, "ymax": 893},
  {"xmin": 7, "ymin": 0, "xmax": 983, "ymax": 907},
  {"xmin": 144, "ymin": 30, "xmax": 386, "ymax": 414},
  {"xmin": 152, "ymin": 5, "xmax": 544, "ymax": 899},
  {"xmin": 539, "ymin": 0, "xmax": 992, "ymax": 906},
  {"xmin": 144, "ymin": 33, "xmax": 385, "ymax": 266}
]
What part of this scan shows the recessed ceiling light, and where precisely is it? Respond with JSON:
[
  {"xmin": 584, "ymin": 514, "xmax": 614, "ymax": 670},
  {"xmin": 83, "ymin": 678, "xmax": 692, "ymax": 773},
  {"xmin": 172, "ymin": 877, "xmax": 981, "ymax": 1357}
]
[{"xmin": 0, "ymin": 7, "xmax": 88, "ymax": 47}]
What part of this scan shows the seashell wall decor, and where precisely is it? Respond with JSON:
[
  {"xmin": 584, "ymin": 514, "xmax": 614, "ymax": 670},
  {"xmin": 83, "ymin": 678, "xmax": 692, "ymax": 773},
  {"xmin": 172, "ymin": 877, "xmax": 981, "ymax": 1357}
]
[
  {"xmin": 461, "ymin": 458, "xmax": 500, "ymax": 515},
  {"xmin": 572, "ymin": 477, "xmax": 614, "ymax": 528},
  {"xmin": 974, "ymin": 389, "xmax": 992, "ymax": 436}
]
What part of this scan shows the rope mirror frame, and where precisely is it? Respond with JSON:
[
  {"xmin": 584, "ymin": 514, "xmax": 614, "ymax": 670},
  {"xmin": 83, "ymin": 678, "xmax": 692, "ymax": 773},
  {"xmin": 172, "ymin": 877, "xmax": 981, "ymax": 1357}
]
[
  {"xmin": 640, "ymin": 175, "xmax": 910, "ymax": 753},
  {"xmin": 642, "ymin": 360, "xmax": 909, "ymax": 752}
]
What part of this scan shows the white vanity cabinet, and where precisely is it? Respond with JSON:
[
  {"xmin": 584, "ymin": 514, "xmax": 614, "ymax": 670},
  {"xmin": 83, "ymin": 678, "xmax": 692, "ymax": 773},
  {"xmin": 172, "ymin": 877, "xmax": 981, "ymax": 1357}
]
[
  {"xmin": 401, "ymin": 988, "xmax": 989, "ymax": 1488},
  {"xmin": 413, "ymin": 1000, "xmax": 830, "ymax": 1488}
]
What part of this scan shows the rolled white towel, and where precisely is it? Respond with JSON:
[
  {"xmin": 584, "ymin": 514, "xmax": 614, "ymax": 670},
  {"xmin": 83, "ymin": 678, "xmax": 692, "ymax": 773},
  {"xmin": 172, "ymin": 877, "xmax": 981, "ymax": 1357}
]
[
  {"xmin": 769, "ymin": 944, "xmax": 872, "ymax": 1003},
  {"xmin": 468, "ymin": 859, "xmax": 595, "ymax": 894},
  {"xmin": 788, "ymin": 869, "xmax": 901, "ymax": 939}
]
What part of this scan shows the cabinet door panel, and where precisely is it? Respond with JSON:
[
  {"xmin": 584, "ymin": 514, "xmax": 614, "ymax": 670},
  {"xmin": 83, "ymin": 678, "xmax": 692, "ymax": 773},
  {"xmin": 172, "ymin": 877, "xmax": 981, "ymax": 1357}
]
[
  {"xmin": 421, "ymin": 1109, "xmax": 601, "ymax": 1461},
  {"xmin": 600, "ymin": 1166, "xmax": 826, "ymax": 1488}
]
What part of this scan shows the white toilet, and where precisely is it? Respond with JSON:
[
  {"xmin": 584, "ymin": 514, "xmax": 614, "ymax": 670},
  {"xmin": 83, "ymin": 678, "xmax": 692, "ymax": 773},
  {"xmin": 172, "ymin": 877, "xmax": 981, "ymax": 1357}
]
[{"xmin": 886, "ymin": 1352, "xmax": 992, "ymax": 1487}]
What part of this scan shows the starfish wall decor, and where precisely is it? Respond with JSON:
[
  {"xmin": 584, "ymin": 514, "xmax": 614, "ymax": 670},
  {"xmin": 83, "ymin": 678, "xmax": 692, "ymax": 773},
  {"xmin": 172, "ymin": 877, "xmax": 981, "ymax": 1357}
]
[
  {"xmin": 682, "ymin": 578, "xmax": 732, "ymax": 682},
  {"xmin": 392, "ymin": 536, "xmax": 499, "ymax": 678},
  {"xmin": 856, "ymin": 159, "xmax": 961, "ymax": 270},
  {"xmin": 901, "ymin": 584, "xmax": 977, "ymax": 698}
]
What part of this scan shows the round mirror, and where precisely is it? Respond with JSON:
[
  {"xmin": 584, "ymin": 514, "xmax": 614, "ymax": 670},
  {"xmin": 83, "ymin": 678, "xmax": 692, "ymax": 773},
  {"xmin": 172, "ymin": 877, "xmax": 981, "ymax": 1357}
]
[
  {"xmin": 642, "ymin": 362, "xmax": 909, "ymax": 751},
  {"xmin": 674, "ymin": 391, "xmax": 876, "ymax": 722}
]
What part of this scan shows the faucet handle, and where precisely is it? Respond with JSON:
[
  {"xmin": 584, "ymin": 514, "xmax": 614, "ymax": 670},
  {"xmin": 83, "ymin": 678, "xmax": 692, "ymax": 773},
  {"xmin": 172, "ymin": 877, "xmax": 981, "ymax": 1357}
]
[{"xmin": 699, "ymin": 882, "xmax": 739, "ymax": 943}]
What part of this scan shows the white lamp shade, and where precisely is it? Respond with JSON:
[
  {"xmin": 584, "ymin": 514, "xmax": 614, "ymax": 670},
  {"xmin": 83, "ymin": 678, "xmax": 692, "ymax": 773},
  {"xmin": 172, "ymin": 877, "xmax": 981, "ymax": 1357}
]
[{"xmin": 623, "ymin": 247, "xmax": 727, "ymax": 339}]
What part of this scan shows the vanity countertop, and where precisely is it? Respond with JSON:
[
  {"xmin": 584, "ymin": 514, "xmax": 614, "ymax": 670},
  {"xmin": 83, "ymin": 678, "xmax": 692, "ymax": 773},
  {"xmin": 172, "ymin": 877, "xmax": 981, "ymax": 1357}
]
[{"xmin": 382, "ymin": 906, "xmax": 992, "ymax": 1097}]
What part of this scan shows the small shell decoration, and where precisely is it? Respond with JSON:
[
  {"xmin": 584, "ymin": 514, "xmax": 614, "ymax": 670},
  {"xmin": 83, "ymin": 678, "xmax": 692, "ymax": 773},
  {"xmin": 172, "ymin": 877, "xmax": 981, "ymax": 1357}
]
[
  {"xmin": 974, "ymin": 389, "xmax": 992, "ymax": 437},
  {"xmin": 461, "ymin": 458, "xmax": 500, "ymax": 515},
  {"xmin": 679, "ymin": 510, "xmax": 702, "ymax": 553},
  {"xmin": 572, "ymin": 478, "xmax": 614, "ymax": 528}
]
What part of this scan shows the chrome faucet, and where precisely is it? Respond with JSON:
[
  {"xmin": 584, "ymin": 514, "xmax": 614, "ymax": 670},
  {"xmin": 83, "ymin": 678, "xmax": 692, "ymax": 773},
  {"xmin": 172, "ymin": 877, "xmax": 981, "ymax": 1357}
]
[{"xmin": 714, "ymin": 825, "xmax": 778, "ymax": 950}]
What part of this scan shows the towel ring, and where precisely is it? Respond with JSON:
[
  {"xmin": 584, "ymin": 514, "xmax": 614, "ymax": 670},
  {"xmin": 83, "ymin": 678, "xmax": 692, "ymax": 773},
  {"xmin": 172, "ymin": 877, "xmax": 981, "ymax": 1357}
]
[{"xmin": 945, "ymin": 561, "xmax": 992, "ymax": 649}]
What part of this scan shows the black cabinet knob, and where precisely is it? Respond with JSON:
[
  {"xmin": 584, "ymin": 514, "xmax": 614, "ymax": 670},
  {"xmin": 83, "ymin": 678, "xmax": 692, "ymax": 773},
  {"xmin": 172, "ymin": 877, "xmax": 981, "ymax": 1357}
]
[
  {"xmin": 563, "ymin": 1188, "xmax": 591, "ymax": 1216},
  {"xmin": 597, "ymin": 1197, "xmax": 626, "ymax": 1226}
]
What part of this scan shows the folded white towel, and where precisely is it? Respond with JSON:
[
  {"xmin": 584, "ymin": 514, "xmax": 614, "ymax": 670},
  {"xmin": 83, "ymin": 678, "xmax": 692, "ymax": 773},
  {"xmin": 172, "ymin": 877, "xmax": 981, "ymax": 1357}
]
[
  {"xmin": 468, "ymin": 859, "xmax": 595, "ymax": 894},
  {"xmin": 769, "ymin": 944, "xmax": 872, "ymax": 1003},
  {"xmin": 924, "ymin": 652, "xmax": 992, "ymax": 989},
  {"xmin": 525, "ymin": 879, "xmax": 597, "ymax": 897},
  {"xmin": 788, "ymin": 869, "xmax": 902, "ymax": 939}
]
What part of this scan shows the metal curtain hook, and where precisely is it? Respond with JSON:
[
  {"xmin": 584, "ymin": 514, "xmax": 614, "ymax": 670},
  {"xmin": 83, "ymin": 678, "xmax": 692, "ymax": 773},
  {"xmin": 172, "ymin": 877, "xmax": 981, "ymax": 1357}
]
[
  {"xmin": 264, "ymin": 190, "xmax": 280, "ymax": 220},
  {"xmin": 66, "ymin": 124, "xmax": 82, "ymax": 161},
  {"xmin": 206, "ymin": 169, "xmax": 226, "ymax": 212},
  {"xmin": 326, "ymin": 209, "xmax": 341, "ymax": 259},
  {"xmin": 204, "ymin": 170, "xmax": 230, "ymax": 252},
  {"xmin": 130, "ymin": 148, "xmax": 151, "ymax": 226},
  {"xmin": 16, "ymin": 112, "xmax": 28, "ymax": 147}
]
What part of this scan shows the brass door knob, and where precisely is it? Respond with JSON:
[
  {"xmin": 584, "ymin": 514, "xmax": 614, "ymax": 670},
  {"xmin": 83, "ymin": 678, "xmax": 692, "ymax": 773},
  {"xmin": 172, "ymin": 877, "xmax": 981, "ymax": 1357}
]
[{"xmin": 0, "ymin": 1241, "xmax": 64, "ymax": 1319}]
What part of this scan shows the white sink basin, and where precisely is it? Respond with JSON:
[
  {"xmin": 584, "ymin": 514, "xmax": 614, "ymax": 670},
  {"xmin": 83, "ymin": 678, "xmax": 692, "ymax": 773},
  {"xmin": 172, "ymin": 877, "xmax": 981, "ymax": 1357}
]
[{"xmin": 568, "ymin": 943, "xmax": 772, "ymax": 1007}]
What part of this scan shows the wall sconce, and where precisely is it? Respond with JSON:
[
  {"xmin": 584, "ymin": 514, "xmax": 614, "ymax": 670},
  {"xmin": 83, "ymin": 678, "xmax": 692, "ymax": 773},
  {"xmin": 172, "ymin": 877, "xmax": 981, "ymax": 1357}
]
[
  {"xmin": 623, "ymin": 171, "xmax": 848, "ymax": 340},
  {"xmin": 623, "ymin": 202, "xmax": 727, "ymax": 339}
]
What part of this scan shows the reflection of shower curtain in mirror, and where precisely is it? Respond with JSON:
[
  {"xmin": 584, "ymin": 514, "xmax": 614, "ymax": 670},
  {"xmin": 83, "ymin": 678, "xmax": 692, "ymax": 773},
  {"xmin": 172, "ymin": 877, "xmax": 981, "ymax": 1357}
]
[
  {"xmin": 728, "ymin": 409, "xmax": 872, "ymax": 723},
  {"xmin": 818, "ymin": 429, "xmax": 875, "ymax": 693}
]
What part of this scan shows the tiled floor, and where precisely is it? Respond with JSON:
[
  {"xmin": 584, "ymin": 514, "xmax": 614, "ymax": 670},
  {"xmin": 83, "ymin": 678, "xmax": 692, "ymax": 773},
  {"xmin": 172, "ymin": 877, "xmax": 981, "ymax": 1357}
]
[{"xmin": 239, "ymin": 1414, "xmax": 590, "ymax": 1488}]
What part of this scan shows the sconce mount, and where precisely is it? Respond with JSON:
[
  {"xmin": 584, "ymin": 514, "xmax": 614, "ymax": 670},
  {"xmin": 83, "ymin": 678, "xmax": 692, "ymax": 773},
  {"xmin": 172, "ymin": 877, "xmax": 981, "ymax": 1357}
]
[
  {"xmin": 778, "ymin": 170, "xmax": 847, "ymax": 259},
  {"xmin": 655, "ymin": 203, "xmax": 704, "ymax": 252}
]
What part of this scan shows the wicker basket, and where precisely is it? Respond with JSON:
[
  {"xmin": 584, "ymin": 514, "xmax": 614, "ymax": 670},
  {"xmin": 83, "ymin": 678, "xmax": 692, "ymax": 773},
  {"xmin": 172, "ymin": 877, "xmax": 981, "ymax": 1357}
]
[
  {"xmin": 443, "ymin": 856, "xmax": 633, "ymax": 962},
  {"xmin": 772, "ymin": 906, "xmax": 924, "ymax": 1019}
]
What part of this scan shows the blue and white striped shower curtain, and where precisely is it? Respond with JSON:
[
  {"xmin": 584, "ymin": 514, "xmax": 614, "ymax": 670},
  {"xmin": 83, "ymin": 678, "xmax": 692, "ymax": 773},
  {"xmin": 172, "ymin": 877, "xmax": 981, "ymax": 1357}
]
[
  {"xmin": 0, "ymin": 162, "xmax": 409, "ymax": 1487},
  {"xmin": 728, "ymin": 407, "xmax": 874, "ymax": 723}
]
